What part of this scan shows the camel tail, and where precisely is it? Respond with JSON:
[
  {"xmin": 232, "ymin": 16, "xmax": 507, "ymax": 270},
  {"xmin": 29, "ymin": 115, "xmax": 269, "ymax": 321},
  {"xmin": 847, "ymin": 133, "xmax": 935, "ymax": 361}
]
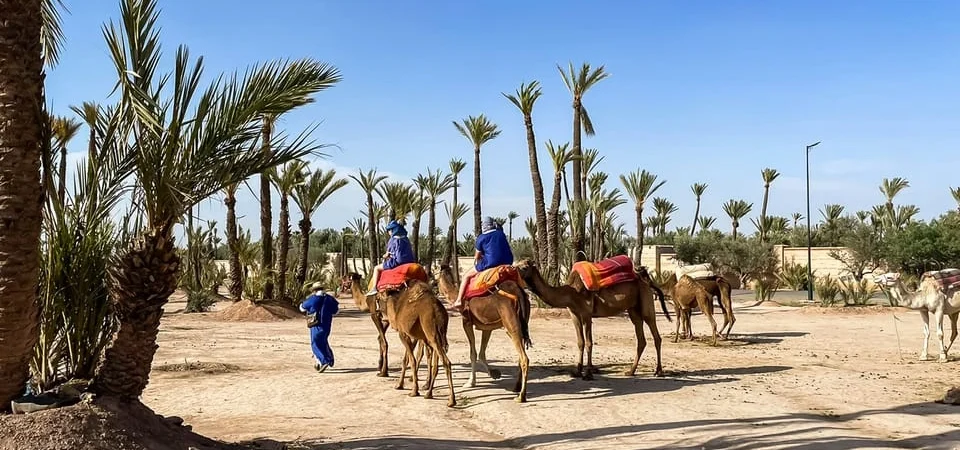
[
  {"xmin": 518, "ymin": 289, "xmax": 533, "ymax": 349},
  {"xmin": 717, "ymin": 277, "xmax": 733, "ymax": 311},
  {"xmin": 650, "ymin": 282, "xmax": 672, "ymax": 322}
]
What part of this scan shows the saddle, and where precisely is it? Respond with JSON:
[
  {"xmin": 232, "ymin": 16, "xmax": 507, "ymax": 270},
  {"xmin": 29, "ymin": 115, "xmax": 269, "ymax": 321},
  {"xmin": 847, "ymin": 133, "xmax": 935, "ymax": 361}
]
[
  {"xmin": 921, "ymin": 268, "xmax": 960, "ymax": 291},
  {"xmin": 570, "ymin": 255, "xmax": 638, "ymax": 291},
  {"xmin": 462, "ymin": 265, "xmax": 524, "ymax": 304},
  {"xmin": 377, "ymin": 263, "xmax": 429, "ymax": 293}
]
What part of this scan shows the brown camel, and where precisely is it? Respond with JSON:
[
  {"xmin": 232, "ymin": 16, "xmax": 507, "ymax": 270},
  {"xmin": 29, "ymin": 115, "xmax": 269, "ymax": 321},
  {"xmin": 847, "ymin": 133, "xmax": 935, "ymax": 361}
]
[
  {"xmin": 437, "ymin": 264, "xmax": 532, "ymax": 403},
  {"xmin": 515, "ymin": 259, "xmax": 671, "ymax": 380},
  {"xmin": 349, "ymin": 273, "xmax": 427, "ymax": 379},
  {"xmin": 659, "ymin": 273, "xmax": 735, "ymax": 338},
  {"xmin": 379, "ymin": 280, "xmax": 456, "ymax": 406},
  {"xmin": 665, "ymin": 275, "xmax": 719, "ymax": 345}
]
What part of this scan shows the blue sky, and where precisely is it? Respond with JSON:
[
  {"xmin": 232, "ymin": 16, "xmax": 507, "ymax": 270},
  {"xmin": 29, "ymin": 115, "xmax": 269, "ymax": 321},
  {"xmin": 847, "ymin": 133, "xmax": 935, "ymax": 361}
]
[{"xmin": 48, "ymin": 0, "xmax": 960, "ymax": 241}]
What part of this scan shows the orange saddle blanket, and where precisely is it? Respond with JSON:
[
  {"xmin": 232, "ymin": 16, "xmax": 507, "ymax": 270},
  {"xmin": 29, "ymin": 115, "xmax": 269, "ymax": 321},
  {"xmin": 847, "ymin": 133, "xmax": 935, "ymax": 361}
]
[
  {"xmin": 377, "ymin": 263, "xmax": 428, "ymax": 292},
  {"xmin": 571, "ymin": 255, "xmax": 638, "ymax": 291},
  {"xmin": 921, "ymin": 268, "xmax": 960, "ymax": 291},
  {"xmin": 463, "ymin": 265, "xmax": 522, "ymax": 302}
]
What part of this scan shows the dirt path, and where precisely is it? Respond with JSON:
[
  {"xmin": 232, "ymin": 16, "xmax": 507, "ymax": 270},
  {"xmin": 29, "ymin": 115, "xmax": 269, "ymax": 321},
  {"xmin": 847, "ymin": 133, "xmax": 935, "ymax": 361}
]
[{"xmin": 146, "ymin": 295, "xmax": 959, "ymax": 449}]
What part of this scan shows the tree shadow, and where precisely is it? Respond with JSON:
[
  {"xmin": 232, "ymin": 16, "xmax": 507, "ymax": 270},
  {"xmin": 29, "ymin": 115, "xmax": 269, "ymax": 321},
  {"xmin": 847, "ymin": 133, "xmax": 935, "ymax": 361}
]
[
  {"xmin": 662, "ymin": 364, "xmax": 792, "ymax": 378},
  {"xmin": 241, "ymin": 401, "xmax": 960, "ymax": 449}
]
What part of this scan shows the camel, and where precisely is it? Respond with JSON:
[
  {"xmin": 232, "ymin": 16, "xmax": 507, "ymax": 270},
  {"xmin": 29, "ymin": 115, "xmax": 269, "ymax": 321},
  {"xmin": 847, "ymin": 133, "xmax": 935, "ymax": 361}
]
[
  {"xmin": 665, "ymin": 275, "xmax": 719, "ymax": 345},
  {"xmin": 349, "ymin": 273, "xmax": 428, "ymax": 379},
  {"xmin": 436, "ymin": 264, "xmax": 532, "ymax": 403},
  {"xmin": 658, "ymin": 273, "xmax": 734, "ymax": 339},
  {"xmin": 515, "ymin": 259, "xmax": 671, "ymax": 380},
  {"xmin": 874, "ymin": 271, "xmax": 960, "ymax": 362}
]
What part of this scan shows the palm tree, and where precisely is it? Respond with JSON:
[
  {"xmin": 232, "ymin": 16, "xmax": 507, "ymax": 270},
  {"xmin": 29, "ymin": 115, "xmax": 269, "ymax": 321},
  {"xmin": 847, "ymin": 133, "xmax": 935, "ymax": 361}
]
[
  {"xmin": 697, "ymin": 215, "xmax": 716, "ymax": 232},
  {"xmin": 952, "ymin": 187, "xmax": 960, "ymax": 214},
  {"xmin": 447, "ymin": 158, "xmax": 467, "ymax": 280},
  {"xmin": 224, "ymin": 183, "xmax": 242, "ymax": 301},
  {"xmin": 503, "ymin": 81, "xmax": 547, "ymax": 268},
  {"xmin": 651, "ymin": 197, "xmax": 678, "ymax": 235},
  {"xmin": 377, "ymin": 181, "xmax": 414, "ymax": 224},
  {"xmin": 619, "ymin": 169, "xmax": 666, "ymax": 264},
  {"xmin": 546, "ymin": 140, "xmax": 575, "ymax": 281},
  {"xmin": 524, "ymin": 216, "xmax": 539, "ymax": 264},
  {"xmin": 879, "ymin": 177, "xmax": 910, "ymax": 229},
  {"xmin": 70, "ymin": 102, "xmax": 100, "ymax": 162},
  {"xmin": 0, "ymin": 0, "xmax": 67, "ymax": 409},
  {"xmin": 759, "ymin": 168, "xmax": 780, "ymax": 241},
  {"xmin": 415, "ymin": 169, "xmax": 454, "ymax": 274},
  {"xmin": 269, "ymin": 160, "xmax": 308, "ymax": 300},
  {"xmin": 350, "ymin": 169, "xmax": 387, "ymax": 273},
  {"xmin": 453, "ymin": 114, "xmax": 500, "ymax": 236},
  {"xmin": 590, "ymin": 189, "xmax": 625, "ymax": 259},
  {"xmin": 892, "ymin": 205, "xmax": 920, "ymax": 230},
  {"xmin": 292, "ymin": 168, "xmax": 348, "ymax": 291},
  {"xmin": 820, "ymin": 204, "xmax": 845, "ymax": 225},
  {"xmin": 507, "ymin": 211, "xmax": 520, "ymax": 242},
  {"xmin": 409, "ymin": 189, "xmax": 427, "ymax": 260},
  {"xmin": 558, "ymin": 62, "xmax": 609, "ymax": 261},
  {"xmin": 722, "ymin": 199, "xmax": 753, "ymax": 239},
  {"xmin": 350, "ymin": 217, "xmax": 369, "ymax": 275},
  {"xmin": 791, "ymin": 213, "xmax": 803, "ymax": 228},
  {"xmin": 90, "ymin": 0, "xmax": 341, "ymax": 401},
  {"xmin": 689, "ymin": 183, "xmax": 708, "ymax": 235},
  {"xmin": 444, "ymin": 201, "xmax": 469, "ymax": 274},
  {"xmin": 50, "ymin": 116, "xmax": 81, "ymax": 203}
]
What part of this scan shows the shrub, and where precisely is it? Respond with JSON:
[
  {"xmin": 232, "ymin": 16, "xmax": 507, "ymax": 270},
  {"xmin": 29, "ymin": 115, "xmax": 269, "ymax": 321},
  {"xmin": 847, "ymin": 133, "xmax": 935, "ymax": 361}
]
[
  {"xmin": 814, "ymin": 276, "xmax": 840, "ymax": 306},
  {"xmin": 777, "ymin": 262, "xmax": 809, "ymax": 290},
  {"xmin": 838, "ymin": 277, "xmax": 878, "ymax": 306},
  {"xmin": 185, "ymin": 289, "xmax": 217, "ymax": 313},
  {"xmin": 754, "ymin": 276, "xmax": 780, "ymax": 302}
]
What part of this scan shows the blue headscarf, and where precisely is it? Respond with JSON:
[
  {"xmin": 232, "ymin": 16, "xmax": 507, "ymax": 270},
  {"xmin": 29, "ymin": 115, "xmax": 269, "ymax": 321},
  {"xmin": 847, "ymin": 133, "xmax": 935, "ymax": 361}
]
[
  {"xmin": 482, "ymin": 216, "xmax": 496, "ymax": 233},
  {"xmin": 386, "ymin": 220, "xmax": 408, "ymax": 237}
]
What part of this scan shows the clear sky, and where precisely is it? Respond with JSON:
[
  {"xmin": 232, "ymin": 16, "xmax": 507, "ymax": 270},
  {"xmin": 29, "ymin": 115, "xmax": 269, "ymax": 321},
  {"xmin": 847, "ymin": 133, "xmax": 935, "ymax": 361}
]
[{"xmin": 47, "ymin": 0, "xmax": 960, "ymax": 241}]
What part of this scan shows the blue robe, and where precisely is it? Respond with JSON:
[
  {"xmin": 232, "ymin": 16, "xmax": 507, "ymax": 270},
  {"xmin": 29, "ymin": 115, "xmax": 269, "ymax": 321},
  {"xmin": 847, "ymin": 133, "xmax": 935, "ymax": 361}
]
[{"xmin": 300, "ymin": 293, "xmax": 339, "ymax": 366}]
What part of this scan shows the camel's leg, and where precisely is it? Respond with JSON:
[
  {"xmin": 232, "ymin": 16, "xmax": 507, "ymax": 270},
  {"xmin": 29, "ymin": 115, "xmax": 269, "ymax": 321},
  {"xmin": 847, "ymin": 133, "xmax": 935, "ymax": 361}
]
[
  {"xmin": 920, "ymin": 310, "xmax": 931, "ymax": 361},
  {"xmin": 673, "ymin": 302, "xmax": 683, "ymax": 343},
  {"xmin": 684, "ymin": 309, "xmax": 694, "ymax": 339},
  {"xmin": 412, "ymin": 341, "xmax": 424, "ymax": 383},
  {"xmin": 435, "ymin": 342, "xmax": 457, "ymax": 407},
  {"xmin": 583, "ymin": 318, "xmax": 595, "ymax": 381},
  {"xmin": 424, "ymin": 343, "xmax": 439, "ymax": 399},
  {"xmin": 721, "ymin": 295, "xmax": 736, "ymax": 339},
  {"xmin": 947, "ymin": 312, "xmax": 959, "ymax": 356},
  {"xmin": 572, "ymin": 314, "xmax": 586, "ymax": 377},
  {"xmin": 499, "ymin": 304, "xmax": 529, "ymax": 402},
  {"xmin": 698, "ymin": 295, "xmax": 719, "ymax": 346},
  {"xmin": 373, "ymin": 313, "xmax": 389, "ymax": 377},
  {"xmin": 396, "ymin": 339, "xmax": 409, "ymax": 391},
  {"xmin": 477, "ymin": 329, "xmax": 501, "ymax": 379},
  {"xmin": 625, "ymin": 309, "xmax": 646, "ymax": 377},
  {"xmin": 399, "ymin": 335, "xmax": 420, "ymax": 397},
  {"xmin": 645, "ymin": 304, "xmax": 664, "ymax": 377},
  {"xmin": 421, "ymin": 344, "xmax": 436, "ymax": 391},
  {"xmin": 934, "ymin": 308, "xmax": 948, "ymax": 362},
  {"xmin": 462, "ymin": 318, "xmax": 479, "ymax": 388}
]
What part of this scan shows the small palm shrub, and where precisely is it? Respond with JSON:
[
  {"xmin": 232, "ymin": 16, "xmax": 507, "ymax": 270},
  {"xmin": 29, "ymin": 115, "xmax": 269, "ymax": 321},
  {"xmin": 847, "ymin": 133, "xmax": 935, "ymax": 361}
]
[
  {"xmin": 777, "ymin": 262, "xmax": 809, "ymax": 291},
  {"xmin": 754, "ymin": 276, "xmax": 780, "ymax": 302},
  {"xmin": 838, "ymin": 277, "xmax": 878, "ymax": 306},
  {"xmin": 814, "ymin": 276, "xmax": 840, "ymax": 306}
]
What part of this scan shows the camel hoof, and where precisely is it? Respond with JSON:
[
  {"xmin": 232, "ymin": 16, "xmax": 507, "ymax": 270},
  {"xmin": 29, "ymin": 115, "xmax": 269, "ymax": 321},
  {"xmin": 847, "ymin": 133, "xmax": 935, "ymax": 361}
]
[
  {"xmin": 447, "ymin": 399, "xmax": 457, "ymax": 408},
  {"xmin": 489, "ymin": 369, "xmax": 502, "ymax": 380},
  {"xmin": 463, "ymin": 381, "xmax": 476, "ymax": 389},
  {"xmin": 938, "ymin": 355, "xmax": 948, "ymax": 363},
  {"xmin": 424, "ymin": 392, "xmax": 434, "ymax": 399},
  {"xmin": 919, "ymin": 355, "xmax": 931, "ymax": 361},
  {"xmin": 395, "ymin": 384, "xmax": 404, "ymax": 390},
  {"xmin": 654, "ymin": 368, "xmax": 664, "ymax": 377},
  {"xmin": 408, "ymin": 391, "xmax": 420, "ymax": 397},
  {"xmin": 622, "ymin": 370, "xmax": 635, "ymax": 377},
  {"xmin": 377, "ymin": 371, "xmax": 389, "ymax": 378},
  {"xmin": 515, "ymin": 395, "xmax": 527, "ymax": 403}
]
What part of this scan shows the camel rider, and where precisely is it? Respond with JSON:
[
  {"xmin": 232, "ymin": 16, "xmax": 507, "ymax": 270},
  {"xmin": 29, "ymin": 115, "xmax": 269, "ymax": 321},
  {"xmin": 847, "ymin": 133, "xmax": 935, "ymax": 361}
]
[
  {"xmin": 367, "ymin": 220, "xmax": 416, "ymax": 295},
  {"xmin": 453, "ymin": 216, "xmax": 514, "ymax": 309}
]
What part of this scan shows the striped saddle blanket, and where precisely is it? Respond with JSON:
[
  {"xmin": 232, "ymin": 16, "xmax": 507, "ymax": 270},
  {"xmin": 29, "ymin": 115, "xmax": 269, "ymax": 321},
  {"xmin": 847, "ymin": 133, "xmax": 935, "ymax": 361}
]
[
  {"xmin": 463, "ymin": 265, "xmax": 522, "ymax": 302},
  {"xmin": 921, "ymin": 268, "xmax": 960, "ymax": 291},
  {"xmin": 377, "ymin": 263, "xmax": 428, "ymax": 292},
  {"xmin": 571, "ymin": 255, "xmax": 638, "ymax": 291}
]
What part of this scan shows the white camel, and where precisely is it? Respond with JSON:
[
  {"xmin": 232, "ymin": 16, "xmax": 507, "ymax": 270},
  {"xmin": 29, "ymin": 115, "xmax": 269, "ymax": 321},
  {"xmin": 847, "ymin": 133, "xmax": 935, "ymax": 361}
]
[{"xmin": 874, "ymin": 271, "xmax": 960, "ymax": 362}]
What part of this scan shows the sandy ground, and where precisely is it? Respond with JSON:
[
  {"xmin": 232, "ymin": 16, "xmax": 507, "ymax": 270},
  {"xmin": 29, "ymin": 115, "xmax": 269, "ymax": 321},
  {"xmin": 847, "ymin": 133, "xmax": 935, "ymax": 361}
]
[{"xmin": 146, "ymin": 292, "xmax": 960, "ymax": 450}]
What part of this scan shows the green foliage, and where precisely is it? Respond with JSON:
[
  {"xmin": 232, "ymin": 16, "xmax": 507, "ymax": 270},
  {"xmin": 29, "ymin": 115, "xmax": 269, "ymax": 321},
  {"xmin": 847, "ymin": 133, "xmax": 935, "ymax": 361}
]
[
  {"xmin": 882, "ymin": 215, "xmax": 960, "ymax": 276},
  {"xmin": 776, "ymin": 261, "xmax": 809, "ymax": 290},
  {"xmin": 712, "ymin": 237, "xmax": 779, "ymax": 287},
  {"xmin": 828, "ymin": 221, "xmax": 883, "ymax": 280},
  {"xmin": 753, "ymin": 276, "xmax": 779, "ymax": 302},
  {"xmin": 673, "ymin": 232, "xmax": 723, "ymax": 265},
  {"xmin": 814, "ymin": 276, "xmax": 841, "ymax": 306},
  {"xmin": 651, "ymin": 269, "xmax": 674, "ymax": 287},
  {"xmin": 838, "ymin": 277, "xmax": 878, "ymax": 306}
]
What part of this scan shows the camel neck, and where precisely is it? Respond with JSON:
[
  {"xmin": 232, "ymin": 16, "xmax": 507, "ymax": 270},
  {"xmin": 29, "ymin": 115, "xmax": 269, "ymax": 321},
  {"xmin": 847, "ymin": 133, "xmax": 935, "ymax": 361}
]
[{"xmin": 526, "ymin": 270, "xmax": 574, "ymax": 308}]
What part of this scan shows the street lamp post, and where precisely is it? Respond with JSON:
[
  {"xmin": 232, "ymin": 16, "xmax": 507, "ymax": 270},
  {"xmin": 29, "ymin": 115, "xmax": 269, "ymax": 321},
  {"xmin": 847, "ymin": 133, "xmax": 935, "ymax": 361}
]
[{"xmin": 805, "ymin": 141, "xmax": 821, "ymax": 302}]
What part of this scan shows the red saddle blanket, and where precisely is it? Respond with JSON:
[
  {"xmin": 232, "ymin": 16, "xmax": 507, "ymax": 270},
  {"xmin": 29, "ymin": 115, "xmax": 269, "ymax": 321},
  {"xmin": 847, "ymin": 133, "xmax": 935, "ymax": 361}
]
[
  {"xmin": 377, "ymin": 263, "xmax": 428, "ymax": 291},
  {"xmin": 571, "ymin": 255, "xmax": 638, "ymax": 291},
  {"xmin": 921, "ymin": 268, "xmax": 960, "ymax": 291},
  {"xmin": 463, "ymin": 265, "xmax": 522, "ymax": 302}
]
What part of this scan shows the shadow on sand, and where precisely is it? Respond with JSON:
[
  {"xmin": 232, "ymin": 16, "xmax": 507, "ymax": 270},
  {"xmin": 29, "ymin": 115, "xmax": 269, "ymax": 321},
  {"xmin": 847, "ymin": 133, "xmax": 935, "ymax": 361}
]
[{"xmin": 241, "ymin": 401, "xmax": 959, "ymax": 449}]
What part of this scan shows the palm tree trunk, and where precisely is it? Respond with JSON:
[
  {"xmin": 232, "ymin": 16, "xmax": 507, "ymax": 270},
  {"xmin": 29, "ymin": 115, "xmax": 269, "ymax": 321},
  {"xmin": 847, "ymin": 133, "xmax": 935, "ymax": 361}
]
[
  {"xmin": 571, "ymin": 100, "xmax": 585, "ymax": 262},
  {"xmin": 259, "ymin": 119, "xmax": 274, "ymax": 300},
  {"xmin": 0, "ymin": 0, "xmax": 43, "ymax": 408},
  {"xmin": 759, "ymin": 184, "xmax": 770, "ymax": 242},
  {"xmin": 365, "ymin": 194, "xmax": 378, "ymax": 274},
  {"xmin": 93, "ymin": 226, "xmax": 179, "ymax": 400},
  {"xmin": 57, "ymin": 144, "xmax": 66, "ymax": 201},
  {"xmin": 633, "ymin": 206, "xmax": 643, "ymax": 266},
  {"xmin": 732, "ymin": 222, "xmax": 739, "ymax": 240},
  {"xmin": 295, "ymin": 218, "xmax": 311, "ymax": 289},
  {"xmin": 473, "ymin": 145, "xmax": 482, "ymax": 236},
  {"xmin": 523, "ymin": 114, "xmax": 549, "ymax": 269},
  {"xmin": 450, "ymin": 182, "xmax": 460, "ymax": 283},
  {"xmin": 225, "ymin": 190, "xmax": 242, "ymax": 301},
  {"xmin": 277, "ymin": 194, "xmax": 291, "ymax": 300},
  {"xmin": 691, "ymin": 199, "xmax": 701, "ymax": 235},
  {"xmin": 547, "ymin": 173, "xmax": 563, "ymax": 283},
  {"xmin": 87, "ymin": 126, "xmax": 96, "ymax": 162},
  {"xmin": 427, "ymin": 199, "xmax": 437, "ymax": 275}
]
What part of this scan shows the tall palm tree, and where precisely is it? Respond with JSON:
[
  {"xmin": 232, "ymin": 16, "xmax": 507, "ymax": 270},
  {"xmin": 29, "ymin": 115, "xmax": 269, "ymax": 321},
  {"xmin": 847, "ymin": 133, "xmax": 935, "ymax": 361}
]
[
  {"xmin": 269, "ymin": 160, "xmax": 308, "ymax": 300},
  {"xmin": 879, "ymin": 177, "xmax": 909, "ymax": 229},
  {"xmin": 507, "ymin": 211, "xmax": 519, "ymax": 242},
  {"xmin": 50, "ymin": 115, "xmax": 82, "ymax": 203},
  {"xmin": 722, "ymin": 199, "xmax": 753, "ymax": 239},
  {"xmin": 70, "ymin": 101, "xmax": 100, "ymax": 162},
  {"xmin": 558, "ymin": 62, "xmax": 609, "ymax": 261},
  {"xmin": 697, "ymin": 216, "xmax": 716, "ymax": 232},
  {"xmin": 224, "ymin": 183, "xmax": 242, "ymax": 301},
  {"xmin": 503, "ymin": 81, "xmax": 547, "ymax": 268},
  {"xmin": 651, "ymin": 197, "xmax": 678, "ymax": 235},
  {"xmin": 447, "ymin": 158, "xmax": 467, "ymax": 280},
  {"xmin": 892, "ymin": 204, "xmax": 920, "ymax": 230},
  {"xmin": 580, "ymin": 148, "xmax": 604, "ymax": 201},
  {"xmin": 758, "ymin": 168, "xmax": 780, "ymax": 241},
  {"xmin": 0, "ymin": 0, "xmax": 64, "ymax": 410},
  {"xmin": 349, "ymin": 169, "xmax": 387, "ymax": 273},
  {"xmin": 546, "ymin": 140, "xmax": 575, "ymax": 281},
  {"xmin": 292, "ymin": 168, "xmax": 348, "ymax": 290},
  {"xmin": 590, "ymin": 189, "xmax": 625, "ymax": 259},
  {"xmin": 951, "ymin": 187, "xmax": 960, "ymax": 214},
  {"xmin": 409, "ymin": 189, "xmax": 427, "ymax": 260},
  {"xmin": 524, "ymin": 216, "xmax": 539, "ymax": 264},
  {"xmin": 258, "ymin": 113, "xmax": 277, "ymax": 300},
  {"xmin": 444, "ymin": 201, "xmax": 469, "ymax": 273},
  {"xmin": 690, "ymin": 183, "xmax": 707, "ymax": 235},
  {"xmin": 619, "ymin": 169, "xmax": 666, "ymax": 264},
  {"xmin": 820, "ymin": 203, "xmax": 845, "ymax": 225},
  {"xmin": 416, "ymin": 169, "xmax": 454, "ymax": 274},
  {"xmin": 791, "ymin": 213, "xmax": 803, "ymax": 228},
  {"xmin": 90, "ymin": 0, "xmax": 341, "ymax": 401},
  {"xmin": 350, "ymin": 217, "xmax": 369, "ymax": 275},
  {"xmin": 453, "ymin": 114, "xmax": 500, "ymax": 236}
]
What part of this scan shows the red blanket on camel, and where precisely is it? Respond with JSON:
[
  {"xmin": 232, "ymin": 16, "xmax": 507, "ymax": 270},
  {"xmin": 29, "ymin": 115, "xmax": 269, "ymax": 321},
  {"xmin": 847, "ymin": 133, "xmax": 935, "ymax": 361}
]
[
  {"xmin": 377, "ymin": 263, "xmax": 428, "ymax": 292},
  {"xmin": 570, "ymin": 255, "xmax": 638, "ymax": 291},
  {"xmin": 463, "ymin": 265, "xmax": 522, "ymax": 302}
]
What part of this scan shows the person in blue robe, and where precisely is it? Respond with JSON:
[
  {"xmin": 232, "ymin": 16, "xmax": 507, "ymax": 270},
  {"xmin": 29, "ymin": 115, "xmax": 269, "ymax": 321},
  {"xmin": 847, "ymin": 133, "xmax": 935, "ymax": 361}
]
[
  {"xmin": 366, "ymin": 220, "xmax": 416, "ymax": 295},
  {"xmin": 452, "ymin": 217, "xmax": 514, "ymax": 309},
  {"xmin": 300, "ymin": 282, "xmax": 339, "ymax": 372}
]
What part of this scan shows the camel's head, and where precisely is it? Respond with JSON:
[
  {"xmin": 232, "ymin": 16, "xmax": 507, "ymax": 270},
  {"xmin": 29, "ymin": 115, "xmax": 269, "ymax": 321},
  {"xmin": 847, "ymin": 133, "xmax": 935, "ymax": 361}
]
[
  {"xmin": 873, "ymin": 272, "xmax": 900, "ymax": 287},
  {"xmin": 349, "ymin": 272, "xmax": 363, "ymax": 282},
  {"xmin": 513, "ymin": 259, "xmax": 538, "ymax": 279}
]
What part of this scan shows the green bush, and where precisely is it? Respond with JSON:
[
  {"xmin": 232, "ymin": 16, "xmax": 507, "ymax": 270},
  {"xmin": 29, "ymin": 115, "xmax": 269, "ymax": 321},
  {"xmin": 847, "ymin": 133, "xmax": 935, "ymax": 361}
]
[
  {"xmin": 838, "ymin": 277, "xmax": 878, "ymax": 306},
  {"xmin": 814, "ymin": 276, "xmax": 840, "ymax": 306},
  {"xmin": 753, "ymin": 276, "xmax": 779, "ymax": 302},
  {"xmin": 777, "ymin": 262, "xmax": 809, "ymax": 290}
]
